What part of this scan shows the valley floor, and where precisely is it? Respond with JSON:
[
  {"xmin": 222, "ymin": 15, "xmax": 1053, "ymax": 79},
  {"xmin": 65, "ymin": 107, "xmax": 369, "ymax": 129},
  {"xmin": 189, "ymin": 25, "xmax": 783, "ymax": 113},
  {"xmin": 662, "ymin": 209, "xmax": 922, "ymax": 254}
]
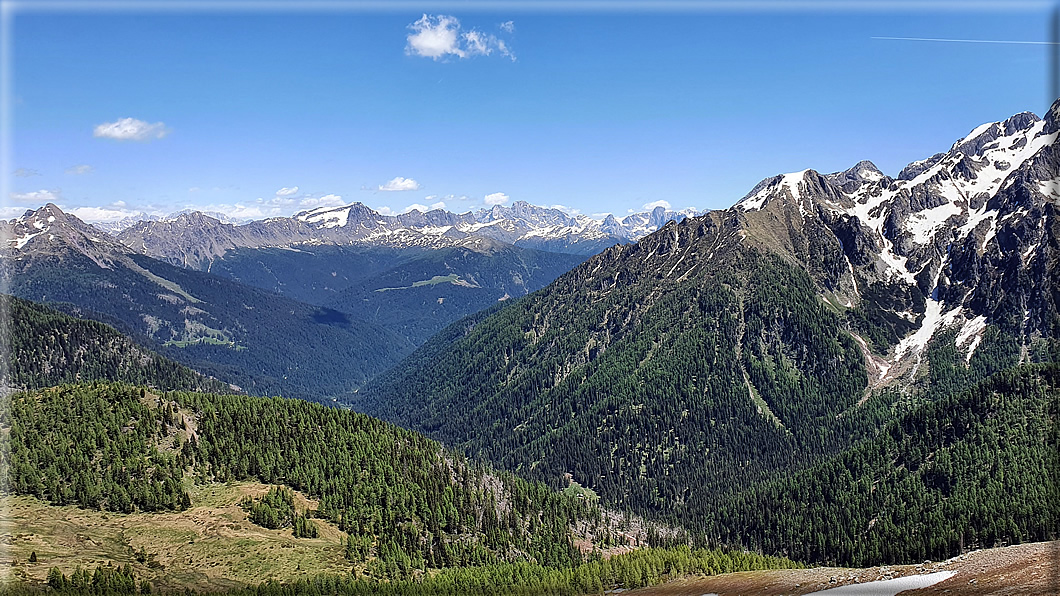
[{"xmin": 626, "ymin": 541, "xmax": 1060, "ymax": 596}]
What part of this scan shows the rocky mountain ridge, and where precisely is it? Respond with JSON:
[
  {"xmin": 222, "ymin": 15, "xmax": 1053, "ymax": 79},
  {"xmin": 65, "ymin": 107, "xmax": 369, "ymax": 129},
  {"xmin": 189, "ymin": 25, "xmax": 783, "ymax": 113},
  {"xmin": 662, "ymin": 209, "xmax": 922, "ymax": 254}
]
[
  {"xmin": 727, "ymin": 101, "xmax": 1059, "ymax": 381},
  {"xmin": 111, "ymin": 201, "xmax": 699, "ymax": 268}
]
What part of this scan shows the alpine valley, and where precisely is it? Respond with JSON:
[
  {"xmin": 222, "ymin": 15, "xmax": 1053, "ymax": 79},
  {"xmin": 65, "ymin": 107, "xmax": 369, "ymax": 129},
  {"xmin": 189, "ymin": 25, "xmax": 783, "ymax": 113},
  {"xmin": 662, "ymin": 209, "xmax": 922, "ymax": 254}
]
[
  {"xmin": 2, "ymin": 99, "xmax": 1059, "ymax": 594},
  {"xmin": 360, "ymin": 100, "xmax": 1060, "ymax": 565}
]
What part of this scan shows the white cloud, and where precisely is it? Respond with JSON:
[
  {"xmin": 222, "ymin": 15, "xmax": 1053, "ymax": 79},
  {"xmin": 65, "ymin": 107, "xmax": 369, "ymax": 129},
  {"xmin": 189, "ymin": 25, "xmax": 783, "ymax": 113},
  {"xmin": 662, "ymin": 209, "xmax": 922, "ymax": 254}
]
[
  {"xmin": 261, "ymin": 196, "xmax": 296, "ymax": 206},
  {"xmin": 379, "ymin": 176, "xmax": 421, "ymax": 191},
  {"xmin": 484, "ymin": 192, "xmax": 509, "ymax": 206},
  {"xmin": 464, "ymin": 30, "xmax": 490, "ymax": 55},
  {"xmin": 188, "ymin": 187, "xmax": 201, "ymax": 193},
  {"xmin": 500, "ymin": 20, "xmax": 515, "ymax": 33},
  {"xmin": 66, "ymin": 206, "xmax": 138, "ymax": 223},
  {"xmin": 642, "ymin": 200, "xmax": 671, "ymax": 210},
  {"xmin": 10, "ymin": 189, "xmax": 61, "ymax": 203},
  {"xmin": 299, "ymin": 194, "xmax": 345, "ymax": 209},
  {"xmin": 13, "ymin": 168, "xmax": 40, "ymax": 177},
  {"xmin": 403, "ymin": 203, "xmax": 430, "ymax": 213},
  {"xmin": 93, "ymin": 117, "xmax": 171, "ymax": 142},
  {"xmin": 275, "ymin": 186, "xmax": 299, "ymax": 196},
  {"xmin": 376, "ymin": 206, "xmax": 396, "ymax": 216},
  {"xmin": 430, "ymin": 200, "xmax": 447, "ymax": 211},
  {"xmin": 200, "ymin": 203, "xmax": 280, "ymax": 220},
  {"xmin": 406, "ymin": 14, "xmax": 514, "ymax": 61},
  {"xmin": 0, "ymin": 206, "xmax": 29, "ymax": 219},
  {"xmin": 65, "ymin": 162, "xmax": 93, "ymax": 173},
  {"xmin": 550, "ymin": 204, "xmax": 581, "ymax": 215},
  {"xmin": 407, "ymin": 14, "xmax": 464, "ymax": 59}
]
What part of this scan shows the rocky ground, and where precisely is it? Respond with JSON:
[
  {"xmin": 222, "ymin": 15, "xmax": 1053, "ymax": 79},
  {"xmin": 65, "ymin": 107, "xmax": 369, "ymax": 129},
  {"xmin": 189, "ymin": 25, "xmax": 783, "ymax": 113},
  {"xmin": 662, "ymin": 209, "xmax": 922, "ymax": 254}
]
[{"xmin": 626, "ymin": 541, "xmax": 1060, "ymax": 595}]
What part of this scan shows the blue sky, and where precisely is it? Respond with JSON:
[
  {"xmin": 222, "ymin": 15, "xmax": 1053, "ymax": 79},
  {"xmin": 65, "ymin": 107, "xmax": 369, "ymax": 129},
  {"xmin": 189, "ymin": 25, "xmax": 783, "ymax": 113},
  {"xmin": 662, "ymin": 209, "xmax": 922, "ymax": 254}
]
[{"xmin": 4, "ymin": 1, "xmax": 1055, "ymax": 224}]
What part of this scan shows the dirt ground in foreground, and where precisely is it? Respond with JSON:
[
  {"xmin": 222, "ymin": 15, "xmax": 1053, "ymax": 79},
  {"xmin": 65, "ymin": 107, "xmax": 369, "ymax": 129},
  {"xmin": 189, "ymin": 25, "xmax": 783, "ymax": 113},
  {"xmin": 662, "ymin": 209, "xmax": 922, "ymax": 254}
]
[{"xmin": 627, "ymin": 541, "xmax": 1060, "ymax": 596}]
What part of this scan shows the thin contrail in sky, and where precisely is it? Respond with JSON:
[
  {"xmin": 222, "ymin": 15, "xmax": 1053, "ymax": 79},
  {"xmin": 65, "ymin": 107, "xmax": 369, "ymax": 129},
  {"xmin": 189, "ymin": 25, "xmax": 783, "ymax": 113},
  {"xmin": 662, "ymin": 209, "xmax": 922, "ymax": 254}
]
[{"xmin": 872, "ymin": 36, "xmax": 1060, "ymax": 45}]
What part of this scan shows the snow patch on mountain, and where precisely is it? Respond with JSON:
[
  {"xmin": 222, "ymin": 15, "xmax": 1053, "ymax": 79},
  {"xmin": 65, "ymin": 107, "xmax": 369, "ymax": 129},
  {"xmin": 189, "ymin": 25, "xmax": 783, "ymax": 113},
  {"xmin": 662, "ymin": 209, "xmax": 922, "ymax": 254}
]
[
  {"xmin": 1039, "ymin": 180, "xmax": 1060, "ymax": 199},
  {"xmin": 956, "ymin": 315, "xmax": 988, "ymax": 363},
  {"xmin": 10, "ymin": 230, "xmax": 42, "ymax": 250},
  {"xmin": 299, "ymin": 206, "xmax": 351, "ymax": 228}
]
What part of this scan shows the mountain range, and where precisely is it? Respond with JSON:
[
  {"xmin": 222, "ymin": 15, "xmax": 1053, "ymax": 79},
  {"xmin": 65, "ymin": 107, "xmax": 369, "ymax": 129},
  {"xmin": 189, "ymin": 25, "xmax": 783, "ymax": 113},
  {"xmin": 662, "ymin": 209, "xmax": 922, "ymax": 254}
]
[
  {"xmin": 3, "ymin": 99, "xmax": 1059, "ymax": 577},
  {"xmin": 360, "ymin": 99, "xmax": 1060, "ymax": 564},
  {"xmin": 114, "ymin": 201, "xmax": 699, "ymax": 268}
]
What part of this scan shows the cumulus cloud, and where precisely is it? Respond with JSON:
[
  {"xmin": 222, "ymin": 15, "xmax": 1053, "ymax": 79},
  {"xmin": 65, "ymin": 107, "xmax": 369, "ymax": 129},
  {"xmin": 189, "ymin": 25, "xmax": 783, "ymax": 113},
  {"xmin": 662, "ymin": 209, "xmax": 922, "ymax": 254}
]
[
  {"xmin": 500, "ymin": 20, "xmax": 515, "ymax": 33},
  {"xmin": 66, "ymin": 164, "xmax": 93, "ymax": 175},
  {"xmin": 93, "ymin": 117, "xmax": 171, "ymax": 142},
  {"xmin": 549, "ymin": 204, "xmax": 581, "ymax": 215},
  {"xmin": 484, "ymin": 192, "xmax": 509, "ymax": 206},
  {"xmin": 430, "ymin": 200, "xmax": 447, "ymax": 211},
  {"xmin": 13, "ymin": 168, "xmax": 40, "ymax": 177},
  {"xmin": 275, "ymin": 186, "xmax": 299, "ymax": 196},
  {"xmin": 379, "ymin": 177, "xmax": 421, "ymax": 192},
  {"xmin": 406, "ymin": 14, "xmax": 514, "ymax": 61},
  {"xmin": 10, "ymin": 189, "xmax": 61, "ymax": 203},
  {"xmin": 66, "ymin": 206, "xmax": 139, "ymax": 223},
  {"xmin": 642, "ymin": 200, "xmax": 671, "ymax": 210},
  {"xmin": 403, "ymin": 203, "xmax": 430, "ymax": 213},
  {"xmin": 298, "ymin": 194, "xmax": 345, "ymax": 209},
  {"xmin": 200, "ymin": 203, "xmax": 279, "ymax": 221},
  {"xmin": 260, "ymin": 196, "xmax": 296, "ymax": 207},
  {"xmin": 0, "ymin": 206, "xmax": 29, "ymax": 218}
]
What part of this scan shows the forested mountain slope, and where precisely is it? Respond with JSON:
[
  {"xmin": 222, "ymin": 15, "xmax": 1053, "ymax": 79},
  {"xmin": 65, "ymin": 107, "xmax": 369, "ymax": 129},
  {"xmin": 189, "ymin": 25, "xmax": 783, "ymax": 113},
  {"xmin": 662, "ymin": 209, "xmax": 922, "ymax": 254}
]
[
  {"xmin": 1, "ymin": 382, "xmax": 617, "ymax": 575},
  {"xmin": 204, "ymin": 242, "xmax": 585, "ymax": 347},
  {"xmin": 1, "ymin": 204, "xmax": 414, "ymax": 401},
  {"xmin": 706, "ymin": 362, "xmax": 1060, "ymax": 567},
  {"xmin": 3, "ymin": 295, "xmax": 229, "ymax": 393},
  {"xmin": 362, "ymin": 237, "xmax": 885, "ymax": 515}
]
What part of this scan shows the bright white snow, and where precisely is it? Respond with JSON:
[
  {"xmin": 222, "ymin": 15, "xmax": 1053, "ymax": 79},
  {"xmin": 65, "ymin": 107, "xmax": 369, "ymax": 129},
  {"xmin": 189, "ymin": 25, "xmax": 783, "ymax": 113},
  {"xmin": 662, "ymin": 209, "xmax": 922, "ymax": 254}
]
[
  {"xmin": 1038, "ymin": 180, "xmax": 1060, "ymax": 199},
  {"xmin": 9, "ymin": 230, "xmax": 42, "ymax": 249},
  {"xmin": 955, "ymin": 315, "xmax": 987, "ymax": 363},
  {"xmin": 893, "ymin": 267, "xmax": 960, "ymax": 375},
  {"xmin": 301, "ymin": 207, "xmax": 351, "ymax": 228},
  {"xmin": 803, "ymin": 571, "xmax": 955, "ymax": 596}
]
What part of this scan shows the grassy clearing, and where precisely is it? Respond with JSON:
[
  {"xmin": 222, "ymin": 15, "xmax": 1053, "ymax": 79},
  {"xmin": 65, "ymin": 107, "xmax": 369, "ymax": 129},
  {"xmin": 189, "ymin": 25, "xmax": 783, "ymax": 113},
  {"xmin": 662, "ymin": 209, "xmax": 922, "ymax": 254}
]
[
  {"xmin": 0, "ymin": 482, "xmax": 350, "ymax": 593},
  {"xmin": 375, "ymin": 274, "xmax": 461, "ymax": 292}
]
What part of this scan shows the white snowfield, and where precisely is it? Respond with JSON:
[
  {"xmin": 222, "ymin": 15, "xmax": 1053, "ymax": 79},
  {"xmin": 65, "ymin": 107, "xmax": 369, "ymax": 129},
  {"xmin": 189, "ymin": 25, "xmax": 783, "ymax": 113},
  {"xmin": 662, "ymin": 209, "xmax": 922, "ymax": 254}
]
[{"xmin": 803, "ymin": 570, "xmax": 956, "ymax": 595}]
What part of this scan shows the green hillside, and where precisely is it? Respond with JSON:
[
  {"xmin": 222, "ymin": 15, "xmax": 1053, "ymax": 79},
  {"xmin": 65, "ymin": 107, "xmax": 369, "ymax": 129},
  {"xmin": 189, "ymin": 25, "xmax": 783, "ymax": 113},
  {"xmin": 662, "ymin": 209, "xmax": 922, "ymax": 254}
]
[
  {"xmin": 206, "ymin": 243, "xmax": 585, "ymax": 347},
  {"xmin": 4, "ymin": 247, "xmax": 414, "ymax": 402},
  {"xmin": 1, "ymin": 382, "xmax": 611, "ymax": 575},
  {"xmin": 361, "ymin": 240, "xmax": 879, "ymax": 515},
  {"xmin": 705, "ymin": 362, "xmax": 1060, "ymax": 566},
  {"xmin": 3, "ymin": 295, "xmax": 228, "ymax": 393},
  {"xmin": 360, "ymin": 214, "xmax": 1054, "ymax": 566}
]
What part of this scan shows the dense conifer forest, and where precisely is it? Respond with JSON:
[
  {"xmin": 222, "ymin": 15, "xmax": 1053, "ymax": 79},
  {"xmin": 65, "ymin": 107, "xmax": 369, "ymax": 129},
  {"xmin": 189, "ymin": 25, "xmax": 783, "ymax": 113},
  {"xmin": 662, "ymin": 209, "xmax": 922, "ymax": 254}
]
[
  {"xmin": 3, "ymin": 295, "xmax": 228, "ymax": 393},
  {"xmin": 0, "ymin": 382, "xmax": 625, "ymax": 576},
  {"xmin": 361, "ymin": 241, "xmax": 1060, "ymax": 567}
]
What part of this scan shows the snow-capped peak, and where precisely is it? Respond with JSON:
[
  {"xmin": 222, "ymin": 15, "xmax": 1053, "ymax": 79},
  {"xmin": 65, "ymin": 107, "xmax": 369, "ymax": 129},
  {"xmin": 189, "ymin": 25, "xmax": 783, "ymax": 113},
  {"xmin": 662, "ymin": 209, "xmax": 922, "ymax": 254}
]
[{"xmin": 736, "ymin": 169, "xmax": 810, "ymax": 211}]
